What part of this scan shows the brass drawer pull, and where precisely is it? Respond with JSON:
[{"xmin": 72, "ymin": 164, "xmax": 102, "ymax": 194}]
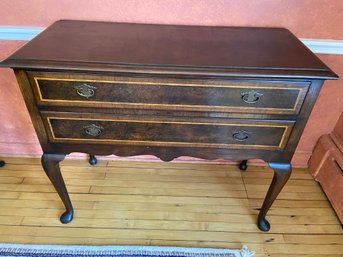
[
  {"xmin": 75, "ymin": 84, "xmax": 97, "ymax": 98},
  {"xmin": 83, "ymin": 124, "xmax": 103, "ymax": 137},
  {"xmin": 241, "ymin": 90, "xmax": 263, "ymax": 104},
  {"xmin": 232, "ymin": 130, "xmax": 252, "ymax": 141}
]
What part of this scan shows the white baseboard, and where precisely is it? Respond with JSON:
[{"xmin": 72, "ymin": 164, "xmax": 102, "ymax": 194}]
[
  {"xmin": 0, "ymin": 26, "xmax": 44, "ymax": 40},
  {"xmin": 300, "ymin": 38, "xmax": 343, "ymax": 55}
]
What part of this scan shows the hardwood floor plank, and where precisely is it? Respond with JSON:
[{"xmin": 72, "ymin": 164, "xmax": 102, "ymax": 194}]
[
  {"xmin": 105, "ymin": 168, "xmax": 240, "ymax": 177},
  {"xmin": 70, "ymin": 176, "xmax": 242, "ymax": 188},
  {"xmin": 0, "ymin": 169, "xmax": 106, "ymax": 179},
  {"xmin": 104, "ymin": 173, "xmax": 242, "ymax": 183},
  {"xmin": 0, "ymin": 164, "xmax": 45, "ymax": 172},
  {"xmin": 267, "ymin": 215, "xmax": 340, "ymax": 225},
  {"xmin": 248, "ymin": 199, "xmax": 331, "ymax": 208},
  {"xmin": 245, "ymin": 184, "xmax": 324, "ymax": 193},
  {"xmin": 0, "ymin": 216, "xmax": 23, "ymax": 225},
  {"xmin": 242, "ymin": 171, "xmax": 313, "ymax": 180},
  {"xmin": 0, "ymin": 234, "xmax": 152, "ymax": 246},
  {"xmin": 0, "ymin": 199, "xmax": 94, "ymax": 209},
  {"xmin": 0, "ymin": 176, "xmax": 23, "ymax": 184},
  {"xmin": 243, "ymin": 177, "xmax": 319, "ymax": 186},
  {"xmin": 18, "ymin": 192, "xmax": 249, "ymax": 205},
  {"xmin": 0, "ymin": 225, "xmax": 284, "ymax": 244},
  {"xmin": 106, "ymin": 160, "xmax": 236, "ymax": 171},
  {"xmin": 0, "ymin": 156, "xmax": 41, "ymax": 165},
  {"xmin": 0, "ymin": 184, "xmax": 90, "ymax": 193},
  {"xmin": 284, "ymin": 234, "xmax": 343, "ymax": 244},
  {"xmin": 262, "ymin": 244, "xmax": 343, "ymax": 255},
  {"xmin": 89, "ymin": 186, "xmax": 247, "ymax": 198},
  {"xmin": 0, "ymin": 191, "xmax": 21, "ymax": 199},
  {"xmin": 247, "ymin": 191, "xmax": 328, "ymax": 200},
  {"xmin": 250, "ymin": 207, "xmax": 337, "ymax": 216}
]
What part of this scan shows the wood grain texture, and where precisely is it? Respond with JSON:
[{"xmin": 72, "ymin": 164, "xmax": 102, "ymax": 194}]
[{"xmin": 0, "ymin": 157, "xmax": 342, "ymax": 257}]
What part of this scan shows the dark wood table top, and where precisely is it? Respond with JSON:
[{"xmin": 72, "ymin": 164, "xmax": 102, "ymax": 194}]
[{"xmin": 0, "ymin": 20, "xmax": 338, "ymax": 79}]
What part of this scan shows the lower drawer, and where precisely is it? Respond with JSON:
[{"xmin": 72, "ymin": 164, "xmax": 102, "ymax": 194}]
[{"xmin": 42, "ymin": 113, "xmax": 294, "ymax": 150}]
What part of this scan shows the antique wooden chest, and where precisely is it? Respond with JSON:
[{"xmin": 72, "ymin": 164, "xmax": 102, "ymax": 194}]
[{"xmin": 0, "ymin": 20, "xmax": 338, "ymax": 231}]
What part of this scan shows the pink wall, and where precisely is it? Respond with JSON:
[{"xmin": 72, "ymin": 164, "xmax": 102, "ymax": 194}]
[
  {"xmin": 0, "ymin": 41, "xmax": 41, "ymax": 155},
  {"xmin": 0, "ymin": 0, "xmax": 343, "ymax": 39},
  {"xmin": 0, "ymin": 0, "xmax": 342, "ymax": 167}
]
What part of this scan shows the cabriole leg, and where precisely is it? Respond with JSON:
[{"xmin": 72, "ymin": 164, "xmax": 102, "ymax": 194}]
[
  {"xmin": 41, "ymin": 153, "xmax": 73, "ymax": 224},
  {"xmin": 258, "ymin": 162, "xmax": 292, "ymax": 231}
]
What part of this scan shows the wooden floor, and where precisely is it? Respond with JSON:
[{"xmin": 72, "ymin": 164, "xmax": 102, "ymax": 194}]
[{"xmin": 0, "ymin": 157, "xmax": 342, "ymax": 257}]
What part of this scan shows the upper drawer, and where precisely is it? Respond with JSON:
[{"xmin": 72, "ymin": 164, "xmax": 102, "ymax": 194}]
[{"xmin": 28, "ymin": 72, "xmax": 310, "ymax": 115}]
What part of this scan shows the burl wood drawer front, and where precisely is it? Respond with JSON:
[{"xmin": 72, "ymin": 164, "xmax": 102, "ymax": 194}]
[
  {"xmin": 43, "ymin": 115, "xmax": 295, "ymax": 150},
  {"xmin": 29, "ymin": 72, "xmax": 310, "ymax": 115}
]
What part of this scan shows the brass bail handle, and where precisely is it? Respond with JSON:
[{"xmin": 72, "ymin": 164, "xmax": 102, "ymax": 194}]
[
  {"xmin": 83, "ymin": 124, "xmax": 104, "ymax": 137},
  {"xmin": 232, "ymin": 130, "xmax": 252, "ymax": 141},
  {"xmin": 75, "ymin": 83, "xmax": 97, "ymax": 98},
  {"xmin": 241, "ymin": 90, "xmax": 263, "ymax": 104}
]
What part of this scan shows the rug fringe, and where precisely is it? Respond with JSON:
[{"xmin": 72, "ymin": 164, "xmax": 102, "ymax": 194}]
[{"xmin": 240, "ymin": 245, "xmax": 255, "ymax": 257}]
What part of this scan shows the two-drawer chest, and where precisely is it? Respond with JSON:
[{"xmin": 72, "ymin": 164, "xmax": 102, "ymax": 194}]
[{"xmin": 0, "ymin": 20, "xmax": 337, "ymax": 231}]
